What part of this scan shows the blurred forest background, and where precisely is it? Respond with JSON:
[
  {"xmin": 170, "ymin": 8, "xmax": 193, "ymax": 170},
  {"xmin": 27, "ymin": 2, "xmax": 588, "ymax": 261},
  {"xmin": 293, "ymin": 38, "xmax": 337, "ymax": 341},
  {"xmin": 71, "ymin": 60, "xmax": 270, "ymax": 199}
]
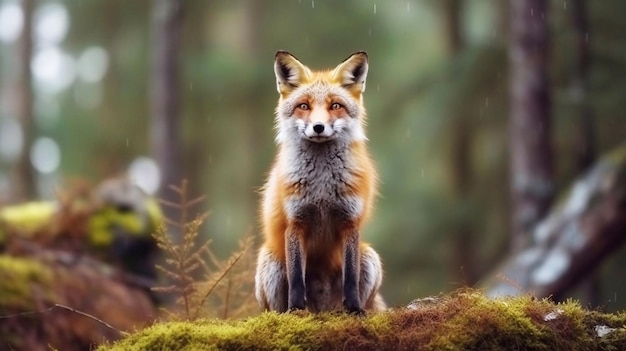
[{"xmin": 0, "ymin": 0, "xmax": 625, "ymax": 312}]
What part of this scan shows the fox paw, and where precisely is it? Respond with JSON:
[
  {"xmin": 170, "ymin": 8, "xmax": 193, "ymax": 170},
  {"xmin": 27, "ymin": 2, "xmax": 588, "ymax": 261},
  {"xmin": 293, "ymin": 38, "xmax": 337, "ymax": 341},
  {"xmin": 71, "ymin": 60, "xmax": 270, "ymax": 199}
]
[
  {"xmin": 344, "ymin": 303, "xmax": 365, "ymax": 316},
  {"xmin": 287, "ymin": 307, "xmax": 308, "ymax": 316}
]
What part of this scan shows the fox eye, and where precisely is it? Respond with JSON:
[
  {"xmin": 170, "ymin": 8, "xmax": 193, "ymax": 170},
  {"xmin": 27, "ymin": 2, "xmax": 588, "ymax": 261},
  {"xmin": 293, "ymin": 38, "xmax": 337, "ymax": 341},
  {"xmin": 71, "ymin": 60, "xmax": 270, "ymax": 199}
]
[
  {"xmin": 330, "ymin": 102, "xmax": 343, "ymax": 110},
  {"xmin": 298, "ymin": 103, "xmax": 309, "ymax": 110}
]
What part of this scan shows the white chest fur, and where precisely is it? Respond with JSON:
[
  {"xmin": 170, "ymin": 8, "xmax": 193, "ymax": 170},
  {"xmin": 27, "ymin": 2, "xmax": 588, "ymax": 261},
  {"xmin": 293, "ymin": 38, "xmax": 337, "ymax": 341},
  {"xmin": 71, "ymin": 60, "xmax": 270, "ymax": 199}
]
[{"xmin": 281, "ymin": 139, "xmax": 364, "ymax": 229}]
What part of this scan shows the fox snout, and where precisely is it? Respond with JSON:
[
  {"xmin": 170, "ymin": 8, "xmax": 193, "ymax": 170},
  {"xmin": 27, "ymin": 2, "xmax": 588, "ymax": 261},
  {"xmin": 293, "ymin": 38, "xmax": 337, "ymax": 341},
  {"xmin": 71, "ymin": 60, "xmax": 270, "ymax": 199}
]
[
  {"xmin": 305, "ymin": 121, "xmax": 334, "ymax": 142},
  {"xmin": 312, "ymin": 123, "xmax": 325, "ymax": 134},
  {"xmin": 300, "ymin": 103, "xmax": 345, "ymax": 142}
]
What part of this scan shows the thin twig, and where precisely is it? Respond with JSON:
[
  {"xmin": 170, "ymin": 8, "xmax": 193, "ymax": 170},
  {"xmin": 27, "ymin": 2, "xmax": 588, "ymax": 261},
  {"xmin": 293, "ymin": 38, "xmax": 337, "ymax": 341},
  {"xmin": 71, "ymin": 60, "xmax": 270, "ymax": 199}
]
[
  {"xmin": 222, "ymin": 276, "xmax": 232, "ymax": 319},
  {"xmin": 0, "ymin": 304, "xmax": 125, "ymax": 336},
  {"xmin": 192, "ymin": 249, "xmax": 245, "ymax": 320}
]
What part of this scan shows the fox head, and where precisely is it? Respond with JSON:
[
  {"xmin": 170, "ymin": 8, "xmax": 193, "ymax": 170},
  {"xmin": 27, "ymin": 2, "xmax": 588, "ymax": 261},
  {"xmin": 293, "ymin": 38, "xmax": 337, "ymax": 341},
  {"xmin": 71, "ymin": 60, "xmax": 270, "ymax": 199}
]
[{"xmin": 273, "ymin": 51, "xmax": 369, "ymax": 144}]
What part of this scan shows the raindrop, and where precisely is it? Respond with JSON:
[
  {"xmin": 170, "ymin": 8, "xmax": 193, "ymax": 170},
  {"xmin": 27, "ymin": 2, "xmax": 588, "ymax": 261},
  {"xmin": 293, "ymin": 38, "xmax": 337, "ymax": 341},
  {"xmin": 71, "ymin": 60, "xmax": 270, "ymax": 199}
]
[
  {"xmin": 311, "ymin": 0, "xmax": 314, "ymax": 9},
  {"xmin": 406, "ymin": 2, "xmax": 410, "ymax": 13},
  {"xmin": 373, "ymin": 4, "xmax": 377, "ymax": 14},
  {"xmin": 128, "ymin": 157, "xmax": 161, "ymax": 195},
  {"xmin": 32, "ymin": 47, "xmax": 76, "ymax": 93},
  {"xmin": 31, "ymin": 137, "xmax": 61, "ymax": 174},
  {"xmin": 35, "ymin": 3, "xmax": 69, "ymax": 46},
  {"xmin": 77, "ymin": 46, "xmax": 109, "ymax": 83},
  {"xmin": 189, "ymin": 82, "xmax": 193, "ymax": 91},
  {"xmin": 0, "ymin": 2, "xmax": 23, "ymax": 43},
  {"xmin": 485, "ymin": 97, "xmax": 489, "ymax": 107},
  {"xmin": 563, "ymin": 1, "xmax": 566, "ymax": 10}
]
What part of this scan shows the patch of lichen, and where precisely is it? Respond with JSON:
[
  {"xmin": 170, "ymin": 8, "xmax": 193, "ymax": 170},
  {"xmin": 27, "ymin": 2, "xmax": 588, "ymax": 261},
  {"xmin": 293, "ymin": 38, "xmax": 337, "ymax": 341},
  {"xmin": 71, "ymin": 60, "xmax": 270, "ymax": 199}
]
[
  {"xmin": 0, "ymin": 255, "xmax": 56, "ymax": 311},
  {"xmin": 99, "ymin": 291, "xmax": 626, "ymax": 351}
]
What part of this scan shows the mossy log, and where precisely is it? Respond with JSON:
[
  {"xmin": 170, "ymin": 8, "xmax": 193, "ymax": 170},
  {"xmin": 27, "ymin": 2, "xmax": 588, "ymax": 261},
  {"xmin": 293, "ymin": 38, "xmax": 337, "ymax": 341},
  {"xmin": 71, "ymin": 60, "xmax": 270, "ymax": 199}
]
[
  {"xmin": 483, "ymin": 144, "xmax": 626, "ymax": 298},
  {"xmin": 0, "ymin": 252, "xmax": 157, "ymax": 351},
  {"xmin": 0, "ymin": 179, "xmax": 161, "ymax": 351},
  {"xmin": 99, "ymin": 291, "xmax": 626, "ymax": 351}
]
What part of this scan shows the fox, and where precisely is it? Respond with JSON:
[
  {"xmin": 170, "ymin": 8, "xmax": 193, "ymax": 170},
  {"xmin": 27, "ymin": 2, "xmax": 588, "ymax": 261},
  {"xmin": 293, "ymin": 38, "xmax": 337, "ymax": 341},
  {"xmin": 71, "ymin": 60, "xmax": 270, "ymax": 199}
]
[{"xmin": 255, "ymin": 51, "xmax": 385, "ymax": 314}]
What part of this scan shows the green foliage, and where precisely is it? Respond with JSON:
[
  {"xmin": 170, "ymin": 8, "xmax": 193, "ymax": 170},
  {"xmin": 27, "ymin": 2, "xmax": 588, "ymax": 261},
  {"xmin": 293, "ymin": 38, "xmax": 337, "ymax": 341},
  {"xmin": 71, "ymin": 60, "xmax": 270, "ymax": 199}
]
[{"xmin": 99, "ymin": 291, "xmax": 626, "ymax": 351}]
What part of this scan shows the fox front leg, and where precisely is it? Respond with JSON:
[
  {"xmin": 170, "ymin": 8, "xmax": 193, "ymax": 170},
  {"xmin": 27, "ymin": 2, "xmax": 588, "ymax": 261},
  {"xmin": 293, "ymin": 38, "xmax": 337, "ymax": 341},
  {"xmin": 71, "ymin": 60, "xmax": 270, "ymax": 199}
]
[
  {"xmin": 343, "ymin": 229, "xmax": 363, "ymax": 314},
  {"xmin": 286, "ymin": 224, "xmax": 306, "ymax": 310}
]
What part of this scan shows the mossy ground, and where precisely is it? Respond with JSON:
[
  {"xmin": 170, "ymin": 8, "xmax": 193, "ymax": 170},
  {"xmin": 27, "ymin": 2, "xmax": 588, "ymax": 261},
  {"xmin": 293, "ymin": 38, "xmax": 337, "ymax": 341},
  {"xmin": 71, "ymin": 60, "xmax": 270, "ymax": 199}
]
[
  {"xmin": 0, "ymin": 255, "xmax": 55, "ymax": 311},
  {"xmin": 100, "ymin": 291, "xmax": 626, "ymax": 351}
]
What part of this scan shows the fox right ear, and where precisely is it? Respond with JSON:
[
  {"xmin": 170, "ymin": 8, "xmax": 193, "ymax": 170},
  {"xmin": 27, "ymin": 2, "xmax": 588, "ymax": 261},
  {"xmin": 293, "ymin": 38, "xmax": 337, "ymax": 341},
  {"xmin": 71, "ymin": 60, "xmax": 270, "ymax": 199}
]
[{"xmin": 274, "ymin": 51, "xmax": 310, "ymax": 95}]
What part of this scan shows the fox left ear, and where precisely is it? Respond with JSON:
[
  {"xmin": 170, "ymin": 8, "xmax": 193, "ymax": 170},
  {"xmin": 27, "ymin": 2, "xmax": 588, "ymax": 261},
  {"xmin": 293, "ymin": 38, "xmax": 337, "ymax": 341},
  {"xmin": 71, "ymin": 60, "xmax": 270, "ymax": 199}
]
[
  {"xmin": 274, "ymin": 51, "xmax": 311, "ymax": 95},
  {"xmin": 333, "ymin": 51, "xmax": 368, "ymax": 93}
]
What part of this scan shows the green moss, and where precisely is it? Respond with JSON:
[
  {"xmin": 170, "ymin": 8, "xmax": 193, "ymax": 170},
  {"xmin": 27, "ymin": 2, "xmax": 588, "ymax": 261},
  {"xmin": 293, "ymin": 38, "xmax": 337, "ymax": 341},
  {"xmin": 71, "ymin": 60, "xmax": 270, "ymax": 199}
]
[
  {"xmin": 99, "ymin": 291, "xmax": 626, "ymax": 351},
  {"xmin": 0, "ymin": 202, "xmax": 57, "ymax": 236},
  {"xmin": 100, "ymin": 311, "xmax": 390, "ymax": 351},
  {"xmin": 603, "ymin": 143, "xmax": 626, "ymax": 166},
  {"xmin": 0, "ymin": 255, "xmax": 55, "ymax": 310}
]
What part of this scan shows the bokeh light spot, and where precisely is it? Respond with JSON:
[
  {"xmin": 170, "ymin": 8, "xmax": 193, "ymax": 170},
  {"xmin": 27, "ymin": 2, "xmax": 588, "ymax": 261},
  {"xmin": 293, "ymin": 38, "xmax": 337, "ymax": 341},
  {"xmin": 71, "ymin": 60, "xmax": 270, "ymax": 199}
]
[
  {"xmin": 128, "ymin": 157, "xmax": 161, "ymax": 195},
  {"xmin": 30, "ymin": 137, "xmax": 61, "ymax": 174}
]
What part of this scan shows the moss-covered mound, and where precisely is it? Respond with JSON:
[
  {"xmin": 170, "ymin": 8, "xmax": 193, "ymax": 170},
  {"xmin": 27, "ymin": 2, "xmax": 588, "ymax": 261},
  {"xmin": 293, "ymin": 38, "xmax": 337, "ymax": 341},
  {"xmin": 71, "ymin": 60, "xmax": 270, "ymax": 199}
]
[
  {"xmin": 100, "ymin": 291, "xmax": 626, "ymax": 351},
  {"xmin": 0, "ymin": 253, "xmax": 157, "ymax": 351}
]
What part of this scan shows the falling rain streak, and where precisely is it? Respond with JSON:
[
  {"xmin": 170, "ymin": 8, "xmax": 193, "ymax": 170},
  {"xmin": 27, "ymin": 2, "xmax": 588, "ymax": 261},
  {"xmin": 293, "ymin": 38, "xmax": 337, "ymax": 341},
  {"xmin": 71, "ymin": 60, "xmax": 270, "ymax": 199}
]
[{"xmin": 0, "ymin": 2, "xmax": 622, "ymax": 337}]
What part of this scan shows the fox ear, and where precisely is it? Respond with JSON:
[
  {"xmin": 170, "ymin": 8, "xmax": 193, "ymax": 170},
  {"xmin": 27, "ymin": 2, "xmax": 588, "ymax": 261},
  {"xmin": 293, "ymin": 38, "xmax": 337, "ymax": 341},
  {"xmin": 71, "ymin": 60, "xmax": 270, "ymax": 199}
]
[
  {"xmin": 274, "ymin": 51, "xmax": 310, "ymax": 95},
  {"xmin": 333, "ymin": 51, "xmax": 368, "ymax": 93}
]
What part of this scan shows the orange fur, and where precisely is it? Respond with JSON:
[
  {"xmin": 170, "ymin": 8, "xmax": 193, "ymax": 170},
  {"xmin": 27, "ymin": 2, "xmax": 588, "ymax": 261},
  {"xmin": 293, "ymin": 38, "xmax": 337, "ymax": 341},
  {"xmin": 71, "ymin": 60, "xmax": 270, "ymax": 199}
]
[{"xmin": 255, "ymin": 51, "xmax": 385, "ymax": 313}]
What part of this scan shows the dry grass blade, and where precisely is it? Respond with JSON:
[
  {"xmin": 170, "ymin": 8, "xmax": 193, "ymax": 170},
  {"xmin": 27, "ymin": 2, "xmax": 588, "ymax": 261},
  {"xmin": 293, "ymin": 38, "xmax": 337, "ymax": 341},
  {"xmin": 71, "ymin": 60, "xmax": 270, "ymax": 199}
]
[{"xmin": 191, "ymin": 240, "xmax": 248, "ymax": 320}]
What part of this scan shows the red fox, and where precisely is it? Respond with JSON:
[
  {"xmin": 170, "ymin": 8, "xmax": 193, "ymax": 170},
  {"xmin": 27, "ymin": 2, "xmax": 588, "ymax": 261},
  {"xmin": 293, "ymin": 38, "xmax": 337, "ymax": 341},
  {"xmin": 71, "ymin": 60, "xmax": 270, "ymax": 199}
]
[{"xmin": 255, "ymin": 51, "xmax": 385, "ymax": 313}]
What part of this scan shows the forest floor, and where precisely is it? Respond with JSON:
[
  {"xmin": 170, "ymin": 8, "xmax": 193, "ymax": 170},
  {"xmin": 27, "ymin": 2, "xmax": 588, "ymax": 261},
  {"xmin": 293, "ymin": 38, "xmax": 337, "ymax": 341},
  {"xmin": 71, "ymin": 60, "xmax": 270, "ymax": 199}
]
[{"xmin": 99, "ymin": 290, "xmax": 626, "ymax": 351}]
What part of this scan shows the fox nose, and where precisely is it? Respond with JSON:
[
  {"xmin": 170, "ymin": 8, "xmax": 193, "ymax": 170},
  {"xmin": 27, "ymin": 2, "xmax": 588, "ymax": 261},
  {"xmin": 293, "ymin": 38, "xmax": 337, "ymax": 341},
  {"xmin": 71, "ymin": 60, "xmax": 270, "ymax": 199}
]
[{"xmin": 312, "ymin": 123, "xmax": 325, "ymax": 134}]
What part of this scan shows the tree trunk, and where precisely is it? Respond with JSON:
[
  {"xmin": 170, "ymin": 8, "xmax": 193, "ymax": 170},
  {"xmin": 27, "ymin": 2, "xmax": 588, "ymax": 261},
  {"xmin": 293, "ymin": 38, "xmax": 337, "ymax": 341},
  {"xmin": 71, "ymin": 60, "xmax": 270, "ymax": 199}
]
[
  {"xmin": 571, "ymin": 0, "xmax": 594, "ymax": 172},
  {"xmin": 13, "ymin": 0, "xmax": 36, "ymax": 201},
  {"xmin": 150, "ymin": 0, "xmax": 184, "ymax": 224},
  {"xmin": 483, "ymin": 145, "xmax": 626, "ymax": 299},
  {"xmin": 508, "ymin": 0, "xmax": 553, "ymax": 252},
  {"xmin": 440, "ymin": 0, "xmax": 476, "ymax": 283},
  {"xmin": 496, "ymin": 1, "xmax": 510, "ymax": 44},
  {"xmin": 442, "ymin": 0, "xmax": 462, "ymax": 56},
  {"xmin": 570, "ymin": 0, "xmax": 598, "ymax": 306}
]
